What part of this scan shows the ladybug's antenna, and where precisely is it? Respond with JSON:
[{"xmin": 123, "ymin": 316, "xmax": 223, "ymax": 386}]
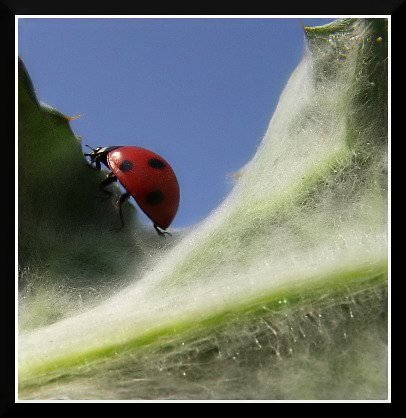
[{"xmin": 85, "ymin": 144, "xmax": 96, "ymax": 152}]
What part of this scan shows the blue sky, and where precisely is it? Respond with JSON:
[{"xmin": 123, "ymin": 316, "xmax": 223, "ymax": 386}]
[{"xmin": 18, "ymin": 17, "xmax": 336, "ymax": 229}]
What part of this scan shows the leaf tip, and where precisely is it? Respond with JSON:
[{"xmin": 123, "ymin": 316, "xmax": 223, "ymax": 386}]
[{"xmin": 66, "ymin": 114, "xmax": 82, "ymax": 122}]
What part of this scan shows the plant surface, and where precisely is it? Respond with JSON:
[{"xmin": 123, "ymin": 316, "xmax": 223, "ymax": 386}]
[{"xmin": 18, "ymin": 18, "xmax": 388, "ymax": 400}]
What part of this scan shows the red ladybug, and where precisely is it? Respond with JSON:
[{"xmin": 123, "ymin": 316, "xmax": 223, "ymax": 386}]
[{"xmin": 85, "ymin": 145, "xmax": 180, "ymax": 236}]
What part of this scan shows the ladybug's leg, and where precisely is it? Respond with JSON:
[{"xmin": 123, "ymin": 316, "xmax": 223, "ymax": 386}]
[
  {"xmin": 116, "ymin": 191, "xmax": 131, "ymax": 229},
  {"xmin": 84, "ymin": 156, "xmax": 101, "ymax": 170},
  {"xmin": 99, "ymin": 172, "xmax": 117, "ymax": 197},
  {"xmin": 154, "ymin": 224, "xmax": 171, "ymax": 237}
]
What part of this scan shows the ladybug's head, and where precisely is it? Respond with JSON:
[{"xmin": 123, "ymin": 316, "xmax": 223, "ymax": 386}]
[
  {"xmin": 84, "ymin": 145, "xmax": 124, "ymax": 169},
  {"xmin": 84, "ymin": 145, "xmax": 104, "ymax": 163}
]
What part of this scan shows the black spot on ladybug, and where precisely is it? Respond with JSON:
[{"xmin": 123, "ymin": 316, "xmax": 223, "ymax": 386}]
[
  {"xmin": 120, "ymin": 160, "xmax": 134, "ymax": 172},
  {"xmin": 146, "ymin": 190, "xmax": 165, "ymax": 205},
  {"xmin": 148, "ymin": 158, "xmax": 166, "ymax": 169}
]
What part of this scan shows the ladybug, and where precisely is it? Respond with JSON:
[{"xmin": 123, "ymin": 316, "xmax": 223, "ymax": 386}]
[{"xmin": 84, "ymin": 145, "xmax": 180, "ymax": 236}]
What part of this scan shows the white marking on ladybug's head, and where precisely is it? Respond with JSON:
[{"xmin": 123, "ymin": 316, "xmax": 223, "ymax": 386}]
[{"xmin": 85, "ymin": 145, "xmax": 109, "ymax": 155}]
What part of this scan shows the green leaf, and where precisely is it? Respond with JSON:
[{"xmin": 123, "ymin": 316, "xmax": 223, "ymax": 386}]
[{"xmin": 18, "ymin": 18, "xmax": 388, "ymax": 400}]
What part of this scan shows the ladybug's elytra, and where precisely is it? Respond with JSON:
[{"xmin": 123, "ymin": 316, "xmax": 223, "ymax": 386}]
[{"xmin": 85, "ymin": 145, "xmax": 180, "ymax": 236}]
